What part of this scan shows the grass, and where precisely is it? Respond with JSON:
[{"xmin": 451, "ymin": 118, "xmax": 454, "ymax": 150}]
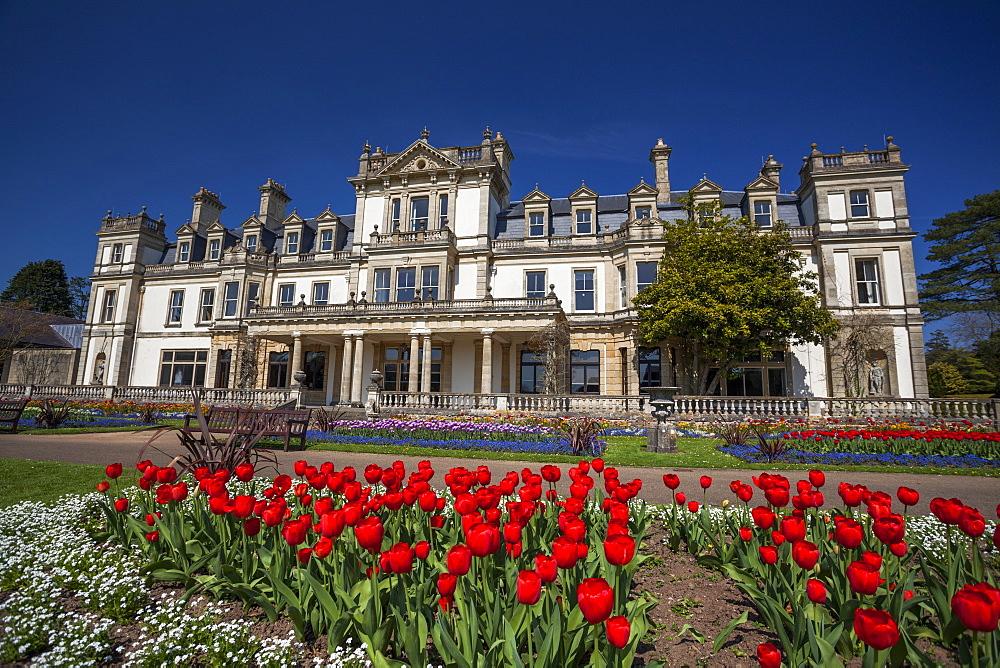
[{"xmin": 0, "ymin": 459, "xmax": 138, "ymax": 508}]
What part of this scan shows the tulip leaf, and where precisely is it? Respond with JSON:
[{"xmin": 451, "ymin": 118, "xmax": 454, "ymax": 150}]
[
  {"xmin": 712, "ymin": 610, "xmax": 748, "ymax": 653},
  {"xmin": 678, "ymin": 624, "xmax": 706, "ymax": 643}
]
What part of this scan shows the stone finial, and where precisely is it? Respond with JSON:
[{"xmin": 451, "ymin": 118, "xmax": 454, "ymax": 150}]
[
  {"xmin": 141, "ymin": 205, "xmax": 147, "ymax": 212},
  {"xmin": 810, "ymin": 143, "xmax": 821, "ymax": 156},
  {"xmin": 886, "ymin": 135, "xmax": 899, "ymax": 150},
  {"xmin": 657, "ymin": 138, "xmax": 665, "ymax": 146},
  {"xmin": 495, "ymin": 131, "xmax": 503, "ymax": 140},
  {"xmin": 482, "ymin": 126, "xmax": 492, "ymax": 143},
  {"xmin": 420, "ymin": 127, "xmax": 430, "ymax": 140}
]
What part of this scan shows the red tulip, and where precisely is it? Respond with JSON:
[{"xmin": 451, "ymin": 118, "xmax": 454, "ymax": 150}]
[
  {"xmin": 853, "ymin": 609, "xmax": 899, "ymax": 650},
  {"xmin": 958, "ymin": 507, "xmax": 986, "ymax": 538},
  {"xmin": 604, "ymin": 535, "xmax": 636, "ymax": 566},
  {"xmin": 752, "ymin": 506, "xmax": 776, "ymax": 530},
  {"xmin": 756, "ymin": 642, "xmax": 782, "ymax": 668},
  {"xmin": 662, "ymin": 474, "xmax": 680, "ymax": 489},
  {"xmin": 414, "ymin": 540, "xmax": 430, "ymax": 560},
  {"xmin": 847, "ymin": 561, "xmax": 883, "ymax": 595},
  {"xmin": 517, "ymin": 570, "xmax": 542, "ymax": 605},
  {"xmin": 606, "ymin": 616, "xmax": 630, "ymax": 649},
  {"xmin": 861, "ymin": 550, "xmax": 883, "ymax": 569},
  {"xmin": 872, "ymin": 515, "xmax": 906, "ymax": 545},
  {"xmin": 888, "ymin": 541, "xmax": 907, "ymax": 557},
  {"xmin": 951, "ymin": 582, "xmax": 1000, "ymax": 632},
  {"xmin": 437, "ymin": 573, "xmax": 457, "ymax": 597},
  {"xmin": 833, "ymin": 517, "xmax": 864, "ymax": 549},
  {"xmin": 446, "ymin": 544, "xmax": 472, "ymax": 576},
  {"xmin": 764, "ymin": 486, "xmax": 789, "ymax": 508},
  {"xmin": 792, "ymin": 541, "xmax": 820, "ymax": 570},
  {"xmin": 114, "ymin": 498, "xmax": 129, "ymax": 513},
  {"xmin": 759, "ymin": 545, "xmax": 778, "ymax": 565},
  {"xmin": 687, "ymin": 501, "xmax": 699, "ymax": 513},
  {"xmin": 896, "ymin": 486, "xmax": 919, "ymax": 507},
  {"xmin": 771, "ymin": 530, "xmax": 786, "ymax": 546},
  {"xmin": 780, "ymin": 516, "xmax": 806, "ymax": 543},
  {"xmin": 386, "ymin": 542, "xmax": 415, "ymax": 574},
  {"xmin": 105, "ymin": 463, "xmax": 123, "ymax": 479},
  {"xmin": 737, "ymin": 484, "xmax": 754, "ymax": 503},
  {"xmin": 467, "ymin": 523, "xmax": 501, "ymax": 557},
  {"xmin": 993, "ymin": 525, "xmax": 1000, "ymax": 551},
  {"xmin": 297, "ymin": 547, "xmax": 312, "ymax": 564},
  {"xmin": 282, "ymin": 519, "xmax": 309, "ymax": 546},
  {"xmin": 145, "ymin": 531, "xmax": 159, "ymax": 542},
  {"xmin": 674, "ymin": 492, "xmax": 686, "ymax": 505},
  {"xmin": 838, "ymin": 483, "xmax": 864, "ymax": 507},
  {"xmin": 577, "ymin": 578, "xmax": 614, "ymax": 624},
  {"xmin": 553, "ymin": 536, "xmax": 581, "ymax": 569},
  {"xmin": 96, "ymin": 481, "xmax": 110, "ymax": 493},
  {"xmin": 591, "ymin": 458, "xmax": 605, "ymax": 473},
  {"xmin": 808, "ymin": 470, "xmax": 825, "ymax": 488},
  {"xmin": 739, "ymin": 527, "xmax": 753, "ymax": 542},
  {"xmin": 354, "ymin": 516, "xmax": 385, "ymax": 553},
  {"xmin": 806, "ymin": 578, "xmax": 827, "ymax": 604},
  {"xmin": 930, "ymin": 497, "xmax": 964, "ymax": 525},
  {"xmin": 535, "ymin": 554, "xmax": 557, "ymax": 583},
  {"xmin": 243, "ymin": 517, "xmax": 261, "ymax": 536},
  {"xmin": 234, "ymin": 463, "xmax": 254, "ymax": 482},
  {"xmin": 699, "ymin": 476, "xmax": 712, "ymax": 489}
]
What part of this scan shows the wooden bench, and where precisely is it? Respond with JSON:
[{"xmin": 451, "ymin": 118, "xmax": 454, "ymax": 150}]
[
  {"xmin": 182, "ymin": 407, "xmax": 312, "ymax": 452},
  {"xmin": 0, "ymin": 399, "xmax": 29, "ymax": 434}
]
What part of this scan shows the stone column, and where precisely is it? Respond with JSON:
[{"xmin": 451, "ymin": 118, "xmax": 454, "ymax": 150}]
[
  {"xmin": 500, "ymin": 342, "xmax": 511, "ymax": 393},
  {"xmin": 408, "ymin": 333, "xmax": 420, "ymax": 393},
  {"xmin": 420, "ymin": 334, "xmax": 432, "ymax": 394},
  {"xmin": 481, "ymin": 329, "xmax": 494, "ymax": 394},
  {"xmin": 339, "ymin": 333, "xmax": 354, "ymax": 404},
  {"xmin": 626, "ymin": 342, "xmax": 641, "ymax": 396},
  {"xmin": 290, "ymin": 332, "xmax": 303, "ymax": 388},
  {"xmin": 351, "ymin": 333, "xmax": 365, "ymax": 405}
]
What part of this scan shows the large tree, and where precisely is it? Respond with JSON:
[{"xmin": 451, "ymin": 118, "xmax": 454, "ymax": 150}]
[
  {"xmin": 0, "ymin": 260, "xmax": 75, "ymax": 318},
  {"xmin": 920, "ymin": 191, "xmax": 1000, "ymax": 323},
  {"xmin": 633, "ymin": 204, "xmax": 840, "ymax": 395}
]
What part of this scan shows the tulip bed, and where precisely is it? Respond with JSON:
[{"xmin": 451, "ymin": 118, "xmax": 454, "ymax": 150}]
[
  {"xmin": 657, "ymin": 471, "xmax": 1000, "ymax": 666},
  {"xmin": 93, "ymin": 458, "xmax": 657, "ymax": 667}
]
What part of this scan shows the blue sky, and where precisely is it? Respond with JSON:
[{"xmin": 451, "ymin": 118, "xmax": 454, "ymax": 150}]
[{"xmin": 1, "ymin": 0, "xmax": 997, "ymax": 331}]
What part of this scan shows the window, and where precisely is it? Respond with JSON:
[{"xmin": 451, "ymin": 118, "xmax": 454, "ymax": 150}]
[
  {"xmin": 215, "ymin": 349, "xmax": 232, "ymax": 388},
  {"xmin": 391, "ymin": 200, "xmax": 401, "ymax": 229},
  {"xmin": 719, "ymin": 350, "xmax": 787, "ymax": 397},
  {"xmin": 574, "ymin": 269, "xmax": 595, "ymax": 311},
  {"xmin": 638, "ymin": 347, "xmax": 661, "ymax": 391},
  {"xmin": 570, "ymin": 350, "xmax": 600, "ymax": 393},
  {"xmin": 697, "ymin": 203, "xmax": 715, "ymax": 224},
  {"xmin": 208, "ymin": 239, "xmax": 221, "ymax": 260},
  {"xmin": 618, "ymin": 266, "xmax": 627, "ymax": 307},
  {"xmin": 178, "ymin": 242, "xmax": 190, "ymax": 263},
  {"xmin": 520, "ymin": 351, "xmax": 545, "ymax": 393},
  {"xmin": 167, "ymin": 290, "xmax": 184, "ymax": 324},
  {"xmin": 312, "ymin": 282, "xmax": 329, "ymax": 305},
  {"xmin": 374, "ymin": 269, "xmax": 391, "ymax": 302},
  {"xmin": 304, "ymin": 351, "xmax": 326, "ymax": 390},
  {"xmin": 319, "ymin": 229, "xmax": 333, "ymax": 252},
  {"xmin": 575, "ymin": 210, "xmax": 592, "ymax": 234},
  {"xmin": 410, "ymin": 197, "xmax": 429, "ymax": 231},
  {"xmin": 278, "ymin": 283, "xmax": 295, "ymax": 307},
  {"xmin": 856, "ymin": 259, "xmax": 881, "ymax": 305},
  {"xmin": 245, "ymin": 283, "xmax": 260, "ymax": 313},
  {"xmin": 223, "ymin": 282, "xmax": 239, "ymax": 316},
  {"xmin": 101, "ymin": 290, "xmax": 116, "ymax": 323},
  {"xmin": 383, "ymin": 346, "xmax": 442, "ymax": 391},
  {"xmin": 636, "ymin": 262, "xmax": 657, "ymax": 293},
  {"xmin": 285, "ymin": 232, "xmax": 299, "ymax": 254},
  {"xmin": 526, "ymin": 271, "xmax": 546, "ymax": 299},
  {"xmin": 754, "ymin": 201, "xmax": 773, "ymax": 226},
  {"xmin": 439, "ymin": 194, "xmax": 449, "ymax": 227},
  {"xmin": 421, "ymin": 266, "xmax": 439, "ymax": 300},
  {"xmin": 159, "ymin": 350, "xmax": 207, "ymax": 387},
  {"xmin": 199, "ymin": 288, "xmax": 215, "ymax": 322},
  {"xmin": 635, "ymin": 206, "xmax": 651, "ymax": 219},
  {"xmin": 850, "ymin": 191, "xmax": 870, "ymax": 218},
  {"xmin": 396, "ymin": 267, "xmax": 416, "ymax": 302},
  {"xmin": 529, "ymin": 212, "xmax": 545, "ymax": 236},
  {"xmin": 267, "ymin": 351, "xmax": 288, "ymax": 388},
  {"xmin": 111, "ymin": 243, "xmax": 124, "ymax": 263},
  {"xmin": 245, "ymin": 235, "xmax": 257, "ymax": 252}
]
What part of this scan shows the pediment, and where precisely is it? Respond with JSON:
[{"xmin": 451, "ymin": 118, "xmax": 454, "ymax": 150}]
[
  {"xmin": 378, "ymin": 141, "xmax": 461, "ymax": 175},
  {"xmin": 568, "ymin": 184, "xmax": 599, "ymax": 199},
  {"xmin": 690, "ymin": 177, "xmax": 723, "ymax": 193},
  {"xmin": 282, "ymin": 211, "xmax": 305, "ymax": 225},
  {"xmin": 627, "ymin": 180, "xmax": 659, "ymax": 197},
  {"xmin": 744, "ymin": 175, "xmax": 779, "ymax": 192},
  {"xmin": 174, "ymin": 223, "xmax": 199, "ymax": 236},
  {"xmin": 315, "ymin": 208, "xmax": 341, "ymax": 224},
  {"xmin": 522, "ymin": 188, "xmax": 552, "ymax": 203},
  {"xmin": 242, "ymin": 215, "xmax": 263, "ymax": 229},
  {"xmin": 204, "ymin": 221, "xmax": 228, "ymax": 234}
]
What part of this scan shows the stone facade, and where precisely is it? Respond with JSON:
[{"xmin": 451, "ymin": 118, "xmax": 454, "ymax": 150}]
[{"xmin": 77, "ymin": 131, "xmax": 928, "ymax": 402}]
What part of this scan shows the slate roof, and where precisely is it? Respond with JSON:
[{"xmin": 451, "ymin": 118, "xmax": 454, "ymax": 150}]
[{"xmin": 0, "ymin": 307, "xmax": 84, "ymax": 349}]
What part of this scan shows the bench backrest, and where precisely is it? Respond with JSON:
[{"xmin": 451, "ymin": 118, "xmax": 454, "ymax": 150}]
[
  {"xmin": 252, "ymin": 409, "xmax": 312, "ymax": 433},
  {"xmin": 0, "ymin": 399, "xmax": 28, "ymax": 419}
]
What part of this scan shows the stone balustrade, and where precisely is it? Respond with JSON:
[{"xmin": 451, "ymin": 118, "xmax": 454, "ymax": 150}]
[{"xmin": 0, "ymin": 384, "xmax": 296, "ymax": 408}]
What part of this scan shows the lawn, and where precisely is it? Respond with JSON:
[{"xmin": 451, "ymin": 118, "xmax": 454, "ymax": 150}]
[{"xmin": 0, "ymin": 459, "xmax": 138, "ymax": 508}]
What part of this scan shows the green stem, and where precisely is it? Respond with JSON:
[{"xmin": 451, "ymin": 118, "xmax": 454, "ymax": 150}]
[{"xmin": 973, "ymin": 631, "xmax": 979, "ymax": 668}]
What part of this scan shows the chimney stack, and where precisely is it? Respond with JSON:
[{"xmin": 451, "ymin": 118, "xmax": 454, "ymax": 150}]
[{"xmin": 649, "ymin": 138, "xmax": 672, "ymax": 204}]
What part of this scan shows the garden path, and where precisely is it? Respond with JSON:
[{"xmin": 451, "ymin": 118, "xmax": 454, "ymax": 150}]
[{"xmin": 0, "ymin": 431, "xmax": 995, "ymax": 513}]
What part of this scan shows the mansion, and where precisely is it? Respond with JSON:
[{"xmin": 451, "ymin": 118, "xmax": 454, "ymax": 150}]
[{"xmin": 78, "ymin": 130, "xmax": 928, "ymax": 405}]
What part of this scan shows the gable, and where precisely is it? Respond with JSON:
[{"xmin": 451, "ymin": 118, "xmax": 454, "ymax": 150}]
[
  {"xmin": 744, "ymin": 175, "xmax": 779, "ymax": 192},
  {"xmin": 627, "ymin": 180, "xmax": 659, "ymax": 197},
  {"xmin": 282, "ymin": 211, "xmax": 305, "ymax": 225},
  {"xmin": 568, "ymin": 184, "xmax": 599, "ymax": 200},
  {"xmin": 315, "ymin": 208, "xmax": 341, "ymax": 223},
  {"xmin": 378, "ymin": 141, "xmax": 461, "ymax": 175},
  {"xmin": 174, "ymin": 223, "xmax": 199, "ymax": 236},
  {"xmin": 522, "ymin": 188, "xmax": 552, "ymax": 203},
  {"xmin": 204, "ymin": 221, "xmax": 228, "ymax": 234},
  {"xmin": 242, "ymin": 215, "xmax": 263, "ymax": 229},
  {"xmin": 690, "ymin": 177, "xmax": 723, "ymax": 193}
]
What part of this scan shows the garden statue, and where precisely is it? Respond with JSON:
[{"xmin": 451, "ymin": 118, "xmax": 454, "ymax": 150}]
[
  {"xmin": 91, "ymin": 360, "xmax": 105, "ymax": 385},
  {"xmin": 365, "ymin": 369, "xmax": 384, "ymax": 419},
  {"xmin": 868, "ymin": 361, "xmax": 885, "ymax": 395}
]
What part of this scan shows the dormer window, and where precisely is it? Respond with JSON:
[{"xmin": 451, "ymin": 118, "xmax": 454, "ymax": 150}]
[
  {"xmin": 319, "ymin": 229, "xmax": 333, "ymax": 252},
  {"xmin": 635, "ymin": 207, "xmax": 651, "ymax": 219},
  {"xmin": 529, "ymin": 212, "xmax": 545, "ymax": 237},
  {"xmin": 754, "ymin": 201, "xmax": 773, "ymax": 227},
  {"xmin": 245, "ymin": 235, "xmax": 257, "ymax": 252},
  {"xmin": 286, "ymin": 232, "xmax": 299, "ymax": 254},
  {"xmin": 576, "ymin": 210, "xmax": 592, "ymax": 234},
  {"xmin": 209, "ymin": 239, "xmax": 221, "ymax": 260},
  {"xmin": 410, "ymin": 197, "xmax": 429, "ymax": 231},
  {"xmin": 111, "ymin": 243, "xmax": 124, "ymax": 263},
  {"xmin": 178, "ymin": 242, "xmax": 190, "ymax": 263}
]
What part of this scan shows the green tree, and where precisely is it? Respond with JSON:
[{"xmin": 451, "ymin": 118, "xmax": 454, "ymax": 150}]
[
  {"xmin": 0, "ymin": 260, "xmax": 74, "ymax": 318},
  {"xmin": 920, "ymin": 191, "xmax": 1000, "ymax": 320},
  {"xmin": 926, "ymin": 361, "xmax": 969, "ymax": 397},
  {"xmin": 633, "ymin": 203, "xmax": 840, "ymax": 395},
  {"xmin": 67, "ymin": 276, "xmax": 91, "ymax": 320}
]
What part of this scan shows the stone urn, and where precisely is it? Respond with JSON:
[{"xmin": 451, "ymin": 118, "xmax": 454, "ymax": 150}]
[
  {"xmin": 293, "ymin": 370, "xmax": 307, "ymax": 386},
  {"xmin": 645, "ymin": 386, "xmax": 680, "ymax": 453},
  {"xmin": 369, "ymin": 369, "xmax": 384, "ymax": 388}
]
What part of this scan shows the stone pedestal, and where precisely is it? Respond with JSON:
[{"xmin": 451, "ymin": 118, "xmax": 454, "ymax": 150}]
[
  {"xmin": 646, "ymin": 386, "xmax": 681, "ymax": 453},
  {"xmin": 365, "ymin": 369, "xmax": 384, "ymax": 420}
]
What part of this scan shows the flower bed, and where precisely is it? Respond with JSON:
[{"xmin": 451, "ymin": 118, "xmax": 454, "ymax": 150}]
[{"xmin": 719, "ymin": 442, "xmax": 1000, "ymax": 468}]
